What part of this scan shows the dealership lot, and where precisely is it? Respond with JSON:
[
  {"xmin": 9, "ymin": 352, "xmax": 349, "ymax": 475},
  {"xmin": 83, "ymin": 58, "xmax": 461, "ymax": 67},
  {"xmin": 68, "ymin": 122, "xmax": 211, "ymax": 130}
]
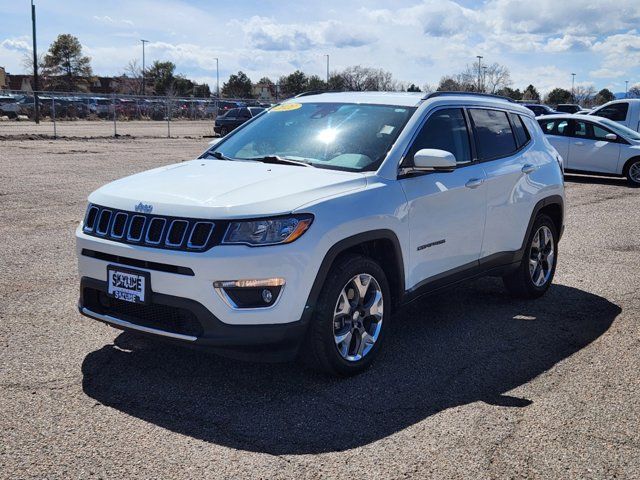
[{"xmin": 0, "ymin": 137, "xmax": 638, "ymax": 478}]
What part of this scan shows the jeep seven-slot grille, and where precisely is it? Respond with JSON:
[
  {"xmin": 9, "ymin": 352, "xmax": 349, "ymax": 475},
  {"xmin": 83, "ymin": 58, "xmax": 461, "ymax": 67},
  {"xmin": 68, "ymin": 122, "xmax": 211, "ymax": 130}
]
[{"xmin": 82, "ymin": 204, "xmax": 218, "ymax": 251}]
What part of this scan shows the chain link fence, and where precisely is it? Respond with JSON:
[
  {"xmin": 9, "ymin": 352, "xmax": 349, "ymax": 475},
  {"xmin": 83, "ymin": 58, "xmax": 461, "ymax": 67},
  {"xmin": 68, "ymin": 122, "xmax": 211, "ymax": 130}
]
[{"xmin": 0, "ymin": 90, "xmax": 267, "ymax": 139}]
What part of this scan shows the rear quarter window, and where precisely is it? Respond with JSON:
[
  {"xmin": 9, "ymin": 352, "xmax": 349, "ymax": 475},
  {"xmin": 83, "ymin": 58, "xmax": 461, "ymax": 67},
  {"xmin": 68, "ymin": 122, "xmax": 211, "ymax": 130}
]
[{"xmin": 509, "ymin": 113, "xmax": 531, "ymax": 147}]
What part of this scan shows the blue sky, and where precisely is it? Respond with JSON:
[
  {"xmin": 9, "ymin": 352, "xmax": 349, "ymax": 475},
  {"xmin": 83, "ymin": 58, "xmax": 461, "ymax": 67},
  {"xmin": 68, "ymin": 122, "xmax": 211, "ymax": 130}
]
[{"xmin": 1, "ymin": 0, "xmax": 639, "ymax": 94}]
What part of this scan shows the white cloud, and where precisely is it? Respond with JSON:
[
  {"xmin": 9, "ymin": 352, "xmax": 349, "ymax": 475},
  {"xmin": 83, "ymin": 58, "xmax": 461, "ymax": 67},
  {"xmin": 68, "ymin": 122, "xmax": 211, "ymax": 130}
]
[{"xmin": 1, "ymin": 0, "xmax": 639, "ymax": 92}]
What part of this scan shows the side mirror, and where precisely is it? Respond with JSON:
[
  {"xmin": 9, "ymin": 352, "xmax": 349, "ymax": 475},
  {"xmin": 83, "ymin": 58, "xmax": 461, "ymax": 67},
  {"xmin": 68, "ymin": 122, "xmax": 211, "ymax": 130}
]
[
  {"xmin": 605, "ymin": 133, "xmax": 617, "ymax": 141},
  {"xmin": 412, "ymin": 149, "xmax": 457, "ymax": 171},
  {"xmin": 208, "ymin": 137, "xmax": 222, "ymax": 146}
]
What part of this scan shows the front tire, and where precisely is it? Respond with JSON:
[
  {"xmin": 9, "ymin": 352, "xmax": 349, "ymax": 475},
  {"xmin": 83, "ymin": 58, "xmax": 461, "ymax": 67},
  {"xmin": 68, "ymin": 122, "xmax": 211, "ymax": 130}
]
[
  {"xmin": 503, "ymin": 214, "xmax": 558, "ymax": 299},
  {"xmin": 626, "ymin": 159, "xmax": 640, "ymax": 187},
  {"xmin": 303, "ymin": 254, "xmax": 390, "ymax": 376}
]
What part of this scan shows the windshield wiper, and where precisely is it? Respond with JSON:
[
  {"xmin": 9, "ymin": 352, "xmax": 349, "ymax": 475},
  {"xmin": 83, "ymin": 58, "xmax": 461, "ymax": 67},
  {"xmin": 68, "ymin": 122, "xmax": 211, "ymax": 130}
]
[
  {"xmin": 248, "ymin": 155, "xmax": 313, "ymax": 167},
  {"xmin": 210, "ymin": 150, "xmax": 234, "ymax": 161}
]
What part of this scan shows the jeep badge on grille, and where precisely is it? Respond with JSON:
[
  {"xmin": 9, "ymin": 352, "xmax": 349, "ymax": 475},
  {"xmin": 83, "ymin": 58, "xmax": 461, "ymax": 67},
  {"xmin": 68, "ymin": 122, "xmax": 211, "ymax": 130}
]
[{"xmin": 135, "ymin": 202, "xmax": 153, "ymax": 214}]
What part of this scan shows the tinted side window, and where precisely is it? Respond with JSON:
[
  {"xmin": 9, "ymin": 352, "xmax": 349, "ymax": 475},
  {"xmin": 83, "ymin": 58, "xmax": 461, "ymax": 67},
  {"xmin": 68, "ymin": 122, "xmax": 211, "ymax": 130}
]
[
  {"xmin": 407, "ymin": 108, "xmax": 471, "ymax": 164},
  {"xmin": 469, "ymin": 109, "xmax": 517, "ymax": 160},
  {"xmin": 538, "ymin": 119, "xmax": 569, "ymax": 136},
  {"xmin": 510, "ymin": 113, "xmax": 531, "ymax": 147},
  {"xmin": 592, "ymin": 124, "xmax": 611, "ymax": 141},
  {"xmin": 239, "ymin": 108, "xmax": 251, "ymax": 119},
  {"xmin": 594, "ymin": 103, "xmax": 629, "ymax": 121},
  {"xmin": 572, "ymin": 120, "xmax": 588, "ymax": 138}
]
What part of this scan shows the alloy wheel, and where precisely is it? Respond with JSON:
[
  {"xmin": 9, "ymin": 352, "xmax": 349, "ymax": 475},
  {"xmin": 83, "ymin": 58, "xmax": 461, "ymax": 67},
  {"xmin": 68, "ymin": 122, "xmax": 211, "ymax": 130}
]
[
  {"xmin": 332, "ymin": 274, "xmax": 383, "ymax": 362},
  {"xmin": 529, "ymin": 225, "xmax": 555, "ymax": 287},
  {"xmin": 629, "ymin": 162, "xmax": 640, "ymax": 184}
]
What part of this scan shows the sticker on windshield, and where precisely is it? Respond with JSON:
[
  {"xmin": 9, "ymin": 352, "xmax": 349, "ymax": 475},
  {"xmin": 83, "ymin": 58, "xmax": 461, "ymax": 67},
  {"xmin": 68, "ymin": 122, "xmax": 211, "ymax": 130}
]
[{"xmin": 272, "ymin": 103, "xmax": 302, "ymax": 112}]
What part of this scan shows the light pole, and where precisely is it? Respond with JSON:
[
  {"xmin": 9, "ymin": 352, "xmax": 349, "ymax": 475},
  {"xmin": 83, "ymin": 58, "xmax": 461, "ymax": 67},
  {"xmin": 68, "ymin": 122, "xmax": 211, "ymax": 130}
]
[
  {"xmin": 571, "ymin": 73, "xmax": 576, "ymax": 102},
  {"xmin": 214, "ymin": 58, "xmax": 220, "ymax": 97},
  {"xmin": 31, "ymin": 0, "xmax": 40, "ymax": 124},
  {"xmin": 482, "ymin": 66, "xmax": 487, "ymax": 93},
  {"xmin": 476, "ymin": 56, "xmax": 483, "ymax": 91},
  {"xmin": 141, "ymin": 39, "xmax": 149, "ymax": 95},
  {"xmin": 325, "ymin": 54, "xmax": 330, "ymax": 87},
  {"xmin": 625, "ymin": 80, "xmax": 629, "ymax": 98}
]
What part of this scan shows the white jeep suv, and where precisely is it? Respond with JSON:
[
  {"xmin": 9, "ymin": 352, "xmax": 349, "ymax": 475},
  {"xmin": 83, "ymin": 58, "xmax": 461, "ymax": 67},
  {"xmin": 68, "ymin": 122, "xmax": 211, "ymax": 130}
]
[{"xmin": 76, "ymin": 91, "xmax": 565, "ymax": 376}]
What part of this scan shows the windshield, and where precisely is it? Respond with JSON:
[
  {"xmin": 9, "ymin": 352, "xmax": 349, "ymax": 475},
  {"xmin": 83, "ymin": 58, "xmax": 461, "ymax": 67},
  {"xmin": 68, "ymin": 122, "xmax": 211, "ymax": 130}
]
[
  {"xmin": 600, "ymin": 118, "xmax": 640, "ymax": 141},
  {"xmin": 204, "ymin": 102, "xmax": 416, "ymax": 171}
]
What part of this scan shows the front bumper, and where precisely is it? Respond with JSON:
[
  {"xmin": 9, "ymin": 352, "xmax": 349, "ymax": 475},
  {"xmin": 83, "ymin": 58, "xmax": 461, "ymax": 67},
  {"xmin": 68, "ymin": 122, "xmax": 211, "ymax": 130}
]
[
  {"xmin": 79, "ymin": 277, "xmax": 308, "ymax": 360},
  {"xmin": 76, "ymin": 224, "xmax": 328, "ymax": 359}
]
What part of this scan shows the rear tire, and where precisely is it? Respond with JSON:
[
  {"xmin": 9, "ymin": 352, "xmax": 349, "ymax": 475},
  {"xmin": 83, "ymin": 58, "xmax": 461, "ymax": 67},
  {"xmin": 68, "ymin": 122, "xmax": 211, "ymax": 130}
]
[
  {"xmin": 625, "ymin": 159, "xmax": 640, "ymax": 187},
  {"xmin": 302, "ymin": 254, "xmax": 390, "ymax": 376},
  {"xmin": 220, "ymin": 126, "xmax": 229, "ymax": 137},
  {"xmin": 503, "ymin": 214, "xmax": 558, "ymax": 299}
]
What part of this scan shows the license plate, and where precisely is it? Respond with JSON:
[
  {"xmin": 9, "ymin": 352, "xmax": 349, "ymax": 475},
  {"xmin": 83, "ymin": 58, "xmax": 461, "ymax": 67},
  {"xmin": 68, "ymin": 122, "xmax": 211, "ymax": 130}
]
[{"xmin": 107, "ymin": 265, "xmax": 150, "ymax": 304}]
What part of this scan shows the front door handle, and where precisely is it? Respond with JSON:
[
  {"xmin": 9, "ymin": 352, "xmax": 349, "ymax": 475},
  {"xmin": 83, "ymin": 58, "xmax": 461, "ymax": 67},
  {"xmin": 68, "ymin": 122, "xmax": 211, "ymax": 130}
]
[
  {"xmin": 574, "ymin": 141, "xmax": 584, "ymax": 146},
  {"xmin": 522, "ymin": 164, "xmax": 538, "ymax": 174},
  {"xmin": 465, "ymin": 178, "xmax": 484, "ymax": 189}
]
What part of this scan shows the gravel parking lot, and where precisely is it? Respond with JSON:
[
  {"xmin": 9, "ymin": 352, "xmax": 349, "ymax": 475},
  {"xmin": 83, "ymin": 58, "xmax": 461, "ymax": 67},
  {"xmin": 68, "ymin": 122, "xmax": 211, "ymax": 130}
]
[{"xmin": 1, "ymin": 137, "xmax": 638, "ymax": 479}]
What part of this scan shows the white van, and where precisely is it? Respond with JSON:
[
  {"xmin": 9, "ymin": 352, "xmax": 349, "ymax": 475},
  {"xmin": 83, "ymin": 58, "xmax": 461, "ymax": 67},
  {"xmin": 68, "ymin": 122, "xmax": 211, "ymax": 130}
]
[{"xmin": 589, "ymin": 99, "xmax": 640, "ymax": 132}]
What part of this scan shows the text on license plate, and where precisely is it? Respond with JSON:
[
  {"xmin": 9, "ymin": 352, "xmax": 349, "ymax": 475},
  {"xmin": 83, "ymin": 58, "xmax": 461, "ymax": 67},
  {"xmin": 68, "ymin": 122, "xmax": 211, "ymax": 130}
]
[{"xmin": 107, "ymin": 269, "xmax": 146, "ymax": 303}]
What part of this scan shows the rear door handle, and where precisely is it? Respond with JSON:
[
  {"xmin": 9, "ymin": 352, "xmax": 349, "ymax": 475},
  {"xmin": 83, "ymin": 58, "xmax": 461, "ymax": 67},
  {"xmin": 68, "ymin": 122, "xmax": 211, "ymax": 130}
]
[
  {"xmin": 574, "ymin": 141, "xmax": 584, "ymax": 146},
  {"xmin": 465, "ymin": 178, "xmax": 484, "ymax": 189},
  {"xmin": 521, "ymin": 164, "xmax": 538, "ymax": 174}
]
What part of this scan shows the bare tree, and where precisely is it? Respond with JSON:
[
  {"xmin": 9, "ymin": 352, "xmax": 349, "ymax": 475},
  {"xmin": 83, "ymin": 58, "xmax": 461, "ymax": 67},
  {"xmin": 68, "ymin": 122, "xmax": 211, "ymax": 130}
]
[
  {"xmin": 629, "ymin": 84, "xmax": 640, "ymax": 99},
  {"xmin": 459, "ymin": 61, "xmax": 511, "ymax": 93},
  {"xmin": 117, "ymin": 59, "xmax": 143, "ymax": 94},
  {"xmin": 422, "ymin": 83, "xmax": 435, "ymax": 94},
  {"xmin": 337, "ymin": 66, "xmax": 400, "ymax": 91},
  {"xmin": 573, "ymin": 85, "xmax": 597, "ymax": 107}
]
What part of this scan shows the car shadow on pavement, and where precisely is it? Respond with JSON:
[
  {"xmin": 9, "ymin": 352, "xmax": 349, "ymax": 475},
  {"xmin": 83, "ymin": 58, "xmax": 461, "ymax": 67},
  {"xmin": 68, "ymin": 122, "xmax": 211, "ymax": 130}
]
[
  {"xmin": 81, "ymin": 278, "xmax": 620, "ymax": 455},
  {"xmin": 564, "ymin": 173, "xmax": 629, "ymax": 187}
]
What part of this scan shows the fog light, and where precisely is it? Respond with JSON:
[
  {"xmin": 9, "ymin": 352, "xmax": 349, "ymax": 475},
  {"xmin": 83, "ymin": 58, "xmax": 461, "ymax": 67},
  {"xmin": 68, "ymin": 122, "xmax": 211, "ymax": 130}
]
[
  {"xmin": 261, "ymin": 288, "xmax": 273, "ymax": 303},
  {"xmin": 213, "ymin": 278, "xmax": 285, "ymax": 309}
]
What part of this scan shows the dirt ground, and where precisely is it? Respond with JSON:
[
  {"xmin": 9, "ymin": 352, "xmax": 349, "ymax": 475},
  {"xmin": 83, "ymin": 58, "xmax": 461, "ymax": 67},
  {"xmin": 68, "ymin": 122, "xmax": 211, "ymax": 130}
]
[{"xmin": 1, "ymin": 137, "xmax": 638, "ymax": 479}]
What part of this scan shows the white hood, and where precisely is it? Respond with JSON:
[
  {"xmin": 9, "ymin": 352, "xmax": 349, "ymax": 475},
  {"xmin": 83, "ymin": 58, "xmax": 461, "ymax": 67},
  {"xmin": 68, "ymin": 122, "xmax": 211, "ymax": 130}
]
[{"xmin": 88, "ymin": 159, "xmax": 367, "ymax": 219}]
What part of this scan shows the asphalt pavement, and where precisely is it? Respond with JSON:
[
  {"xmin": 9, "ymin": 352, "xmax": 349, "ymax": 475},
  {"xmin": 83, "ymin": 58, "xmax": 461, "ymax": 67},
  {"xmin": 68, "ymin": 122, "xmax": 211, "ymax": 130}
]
[{"xmin": 1, "ymin": 138, "xmax": 638, "ymax": 479}]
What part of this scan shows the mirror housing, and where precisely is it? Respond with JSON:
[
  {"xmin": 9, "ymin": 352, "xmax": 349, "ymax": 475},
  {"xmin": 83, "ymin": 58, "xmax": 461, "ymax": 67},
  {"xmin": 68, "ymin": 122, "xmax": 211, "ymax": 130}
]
[
  {"xmin": 408, "ymin": 149, "xmax": 457, "ymax": 173},
  {"xmin": 604, "ymin": 133, "xmax": 617, "ymax": 141},
  {"xmin": 208, "ymin": 137, "xmax": 223, "ymax": 146}
]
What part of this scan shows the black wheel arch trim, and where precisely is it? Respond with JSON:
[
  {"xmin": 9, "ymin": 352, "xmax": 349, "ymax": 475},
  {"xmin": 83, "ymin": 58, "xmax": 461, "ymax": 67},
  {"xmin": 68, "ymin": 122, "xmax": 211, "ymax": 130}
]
[
  {"xmin": 301, "ymin": 229, "xmax": 405, "ymax": 324},
  {"xmin": 520, "ymin": 194, "xmax": 564, "ymax": 251}
]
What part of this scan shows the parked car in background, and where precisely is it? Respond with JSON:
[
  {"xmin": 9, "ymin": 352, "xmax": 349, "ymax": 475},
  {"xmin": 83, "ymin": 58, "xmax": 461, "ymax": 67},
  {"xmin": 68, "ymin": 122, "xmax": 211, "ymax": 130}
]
[
  {"xmin": 214, "ymin": 106, "xmax": 265, "ymax": 136},
  {"xmin": 523, "ymin": 104, "xmax": 559, "ymax": 117},
  {"xmin": 0, "ymin": 96, "xmax": 21, "ymax": 118},
  {"xmin": 555, "ymin": 104, "xmax": 582, "ymax": 114},
  {"xmin": 538, "ymin": 114, "xmax": 640, "ymax": 186},
  {"xmin": 589, "ymin": 99, "xmax": 640, "ymax": 132},
  {"xmin": 216, "ymin": 100, "xmax": 247, "ymax": 116}
]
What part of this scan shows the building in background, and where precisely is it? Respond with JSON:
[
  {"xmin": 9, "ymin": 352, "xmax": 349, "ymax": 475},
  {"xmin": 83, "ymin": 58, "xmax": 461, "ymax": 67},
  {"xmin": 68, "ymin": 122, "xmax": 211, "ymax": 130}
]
[
  {"xmin": 0, "ymin": 67, "xmax": 7, "ymax": 90},
  {"xmin": 252, "ymin": 81, "xmax": 276, "ymax": 102}
]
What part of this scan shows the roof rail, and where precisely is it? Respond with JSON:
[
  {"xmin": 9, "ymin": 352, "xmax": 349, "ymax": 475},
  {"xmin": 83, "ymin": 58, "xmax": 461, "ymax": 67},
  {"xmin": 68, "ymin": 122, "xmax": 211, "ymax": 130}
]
[
  {"xmin": 423, "ymin": 91, "xmax": 515, "ymax": 103},
  {"xmin": 294, "ymin": 90, "xmax": 331, "ymax": 98}
]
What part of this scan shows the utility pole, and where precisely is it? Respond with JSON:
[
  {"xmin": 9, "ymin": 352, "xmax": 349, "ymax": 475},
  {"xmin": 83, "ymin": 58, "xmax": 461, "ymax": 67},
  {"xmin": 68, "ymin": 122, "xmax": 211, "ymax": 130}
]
[
  {"xmin": 625, "ymin": 80, "xmax": 629, "ymax": 98},
  {"xmin": 31, "ymin": 0, "xmax": 40, "ymax": 124},
  {"xmin": 571, "ymin": 73, "xmax": 576, "ymax": 102},
  {"xmin": 141, "ymin": 39, "xmax": 149, "ymax": 95},
  {"xmin": 482, "ymin": 66, "xmax": 487, "ymax": 93},
  {"xmin": 476, "ymin": 56, "xmax": 483, "ymax": 92},
  {"xmin": 215, "ymin": 58, "xmax": 219, "ymax": 97},
  {"xmin": 325, "ymin": 54, "xmax": 330, "ymax": 87}
]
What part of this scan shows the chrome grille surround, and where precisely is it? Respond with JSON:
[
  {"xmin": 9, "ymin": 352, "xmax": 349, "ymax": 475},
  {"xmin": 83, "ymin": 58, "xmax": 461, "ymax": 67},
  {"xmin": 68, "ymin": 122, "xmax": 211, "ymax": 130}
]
[{"xmin": 82, "ymin": 204, "xmax": 217, "ymax": 252}]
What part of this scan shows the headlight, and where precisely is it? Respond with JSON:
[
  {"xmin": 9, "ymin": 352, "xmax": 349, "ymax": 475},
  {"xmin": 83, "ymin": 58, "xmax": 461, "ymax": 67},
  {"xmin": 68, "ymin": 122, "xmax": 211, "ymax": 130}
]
[{"xmin": 222, "ymin": 214, "xmax": 313, "ymax": 246}]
